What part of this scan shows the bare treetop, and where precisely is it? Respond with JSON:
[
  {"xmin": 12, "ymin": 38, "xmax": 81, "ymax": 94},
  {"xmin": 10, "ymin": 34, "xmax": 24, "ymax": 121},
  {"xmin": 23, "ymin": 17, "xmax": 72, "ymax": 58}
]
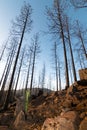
[
  {"xmin": 71, "ymin": 0, "xmax": 87, "ymax": 8},
  {"xmin": 11, "ymin": 2, "xmax": 32, "ymax": 36}
]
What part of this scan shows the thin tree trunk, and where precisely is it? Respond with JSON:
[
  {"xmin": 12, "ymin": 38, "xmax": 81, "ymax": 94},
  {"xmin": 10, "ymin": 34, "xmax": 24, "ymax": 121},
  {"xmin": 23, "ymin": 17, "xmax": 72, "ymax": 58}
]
[
  {"xmin": 3, "ymin": 11, "xmax": 29, "ymax": 110},
  {"xmin": 78, "ymin": 50, "xmax": 83, "ymax": 69},
  {"xmin": 57, "ymin": 0, "xmax": 69, "ymax": 89},
  {"xmin": 54, "ymin": 42, "xmax": 58, "ymax": 91},
  {"xmin": 14, "ymin": 48, "xmax": 25, "ymax": 96},
  {"xmin": 0, "ymin": 53, "xmax": 10, "ymax": 86},
  {"xmin": 0, "ymin": 40, "xmax": 8, "ymax": 61},
  {"xmin": 77, "ymin": 21, "xmax": 87, "ymax": 59},
  {"xmin": 41, "ymin": 64, "xmax": 46, "ymax": 91},
  {"xmin": 58, "ymin": 57, "xmax": 61, "ymax": 90},
  {"xmin": 66, "ymin": 17, "xmax": 77, "ymax": 82},
  {"xmin": 1, "ymin": 43, "xmax": 16, "ymax": 92},
  {"xmin": 68, "ymin": 60, "xmax": 73, "ymax": 84},
  {"xmin": 25, "ymin": 50, "xmax": 32, "ymax": 91},
  {"xmin": 0, "ymin": 44, "xmax": 16, "ymax": 104},
  {"xmin": 30, "ymin": 46, "xmax": 36, "ymax": 93}
]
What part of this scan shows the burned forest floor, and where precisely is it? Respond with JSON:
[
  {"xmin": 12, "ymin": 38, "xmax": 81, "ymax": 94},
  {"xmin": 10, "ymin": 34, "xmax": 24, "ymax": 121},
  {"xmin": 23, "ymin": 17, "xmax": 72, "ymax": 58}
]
[{"xmin": 0, "ymin": 80, "xmax": 87, "ymax": 130}]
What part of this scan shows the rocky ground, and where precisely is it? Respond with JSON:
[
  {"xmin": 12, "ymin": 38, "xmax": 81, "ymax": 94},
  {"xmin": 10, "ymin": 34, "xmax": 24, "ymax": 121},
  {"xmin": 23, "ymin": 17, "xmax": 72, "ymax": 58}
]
[{"xmin": 0, "ymin": 80, "xmax": 87, "ymax": 130}]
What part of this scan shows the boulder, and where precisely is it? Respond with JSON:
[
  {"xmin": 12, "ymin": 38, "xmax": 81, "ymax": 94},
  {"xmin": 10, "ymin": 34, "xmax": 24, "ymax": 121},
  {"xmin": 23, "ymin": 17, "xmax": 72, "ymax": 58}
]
[
  {"xmin": 14, "ymin": 110, "xmax": 25, "ymax": 129},
  {"xmin": 14, "ymin": 97, "xmax": 24, "ymax": 116},
  {"xmin": 76, "ymin": 100, "xmax": 87, "ymax": 111},
  {"xmin": 64, "ymin": 81, "xmax": 87, "ymax": 110},
  {"xmin": 79, "ymin": 69, "xmax": 87, "ymax": 80},
  {"xmin": 41, "ymin": 111, "xmax": 80, "ymax": 130},
  {"xmin": 79, "ymin": 117, "xmax": 87, "ymax": 130},
  {"xmin": 0, "ymin": 126, "xmax": 9, "ymax": 130},
  {"xmin": 0, "ymin": 113, "xmax": 13, "ymax": 125}
]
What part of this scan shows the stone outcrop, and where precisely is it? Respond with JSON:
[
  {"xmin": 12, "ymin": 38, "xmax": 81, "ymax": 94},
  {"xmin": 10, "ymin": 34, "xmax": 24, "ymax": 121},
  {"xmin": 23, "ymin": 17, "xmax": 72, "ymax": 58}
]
[
  {"xmin": 14, "ymin": 110, "xmax": 25, "ymax": 129},
  {"xmin": 0, "ymin": 112, "xmax": 13, "ymax": 126},
  {"xmin": 0, "ymin": 126, "xmax": 9, "ymax": 130},
  {"xmin": 0, "ymin": 79, "xmax": 87, "ymax": 130},
  {"xmin": 63, "ymin": 81, "xmax": 87, "ymax": 109},
  {"xmin": 14, "ymin": 96, "xmax": 25, "ymax": 117},
  {"xmin": 79, "ymin": 117, "xmax": 87, "ymax": 130},
  {"xmin": 41, "ymin": 111, "xmax": 80, "ymax": 130},
  {"xmin": 79, "ymin": 68, "xmax": 87, "ymax": 80}
]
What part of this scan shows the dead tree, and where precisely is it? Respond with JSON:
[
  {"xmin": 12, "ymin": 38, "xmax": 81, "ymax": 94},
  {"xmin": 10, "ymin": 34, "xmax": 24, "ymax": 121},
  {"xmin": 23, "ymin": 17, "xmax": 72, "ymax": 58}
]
[
  {"xmin": 71, "ymin": 0, "xmax": 87, "ymax": 8},
  {"xmin": 57, "ymin": 56, "xmax": 61, "ymax": 90},
  {"xmin": 0, "ymin": 39, "xmax": 17, "ymax": 104},
  {"xmin": 3, "ymin": 2, "xmax": 32, "ymax": 110},
  {"xmin": 41, "ymin": 64, "xmax": 46, "ymax": 91},
  {"xmin": 25, "ymin": 47, "xmax": 32, "ymax": 91},
  {"xmin": 65, "ymin": 17, "xmax": 77, "ymax": 82},
  {"xmin": 52, "ymin": 42, "xmax": 58, "ymax": 91},
  {"xmin": 30, "ymin": 34, "xmax": 40, "ymax": 93},
  {"xmin": 46, "ymin": 0, "xmax": 69, "ymax": 89},
  {"xmin": 76, "ymin": 21, "xmax": 87, "ymax": 59},
  {"xmin": 14, "ymin": 47, "xmax": 25, "ymax": 96},
  {"xmin": 0, "ymin": 43, "xmax": 6, "ymax": 61},
  {"xmin": 37, "ymin": 73, "xmax": 41, "ymax": 91},
  {"xmin": 0, "ymin": 53, "xmax": 10, "ymax": 87},
  {"xmin": 0, "ymin": 36, "xmax": 10, "ymax": 61}
]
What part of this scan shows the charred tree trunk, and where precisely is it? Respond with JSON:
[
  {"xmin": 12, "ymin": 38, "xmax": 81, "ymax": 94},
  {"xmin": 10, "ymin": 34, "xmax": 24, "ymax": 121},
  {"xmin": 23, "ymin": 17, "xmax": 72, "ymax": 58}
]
[
  {"xmin": 0, "ymin": 40, "xmax": 8, "ymax": 61},
  {"xmin": 41, "ymin": 64, "xmax": 46, "ymax": 91},
  {"xmin": 30, "ymin": 45, "xmax": 36, "ymax": 92},
  {"xmin": 66, "ymin": 17, "xmax": 77, "ymax": 82},
  {"xmin": 77, "ymin": 21, "xmax": 87, "ymax": 59},
  {"xmin": 54, "ymin": 42, "xmax": 58, "ymax": 91},
  {"xmin": 25, "ymin": 49, "xmax": 32, "ymax": 91},
  {"xmin": 58, "ymin": 57, "xmax": 61, "ymax": 90},
  {"xmin": 30, "ymin": 34, "xmax": 40, "ymax": 93},
  {"xmin": 56, "ymin": 0, "xmax": 69, "ymax": 89},
  {"xmin": 3, "ymin": 10, "xmax": 29, "ymax": 110},
  {"xmin": 0, "ymin": 53, "xmax": 10, "ymax": 86},
  {"xmin": 14, "ymin": 48, "xmax": 25, "ymax": 96},
  {"xmin": 0, "ymin": 43, "xmax": 16, "ymax": 104},
  {"xmin": 1, "ymin": 43, "xmax": 16, "ymax": 92}
]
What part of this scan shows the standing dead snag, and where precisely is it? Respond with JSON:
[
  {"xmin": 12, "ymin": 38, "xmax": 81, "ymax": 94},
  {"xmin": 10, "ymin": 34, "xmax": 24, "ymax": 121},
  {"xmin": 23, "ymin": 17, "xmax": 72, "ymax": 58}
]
[
  {"xmin": 76, "ymin": 21, "xmax": 87, "ymax": 59},
  {"xmin": 3, "ymin": 2, "xmax": 32, "ymax": 110},
  {"xmin": 71, "ymin": 0, "xmax": 87, "ymax": 8},
  {"xmin": 30, "ymin": 34, "xmax": 40, "ymax": 93},
  {"xmin": 25, "ymin": 47, "xmax": 33, "ymax": 91},
  {"xmin": 41, "ymin": 63, "xmax": 46, "ymax": 91},
  {"xmin": 52, "ymin": 42, "xmax": 59, "ymax": 91},
  {"xmin": 65, "ymin": 17, "xmax": 77, "ymax": 82},
  {"xmin": 14, "ymin": 47, "xmax": 25, "ymax": 96},
  {"xmin": 46, "ymin": 0, "xmax": 69, "ymax": 89}
]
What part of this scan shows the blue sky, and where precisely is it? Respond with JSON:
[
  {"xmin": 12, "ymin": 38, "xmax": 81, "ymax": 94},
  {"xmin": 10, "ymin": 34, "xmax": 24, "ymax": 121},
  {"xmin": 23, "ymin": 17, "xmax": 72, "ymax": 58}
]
[
  {"xmin": 0, "ymin": 0, "xmax": 87, "ymax": 90},
  {"xmin": 0, "ymin": 0, "xmax": 53, "ymax": 64},
  {"xmin": 0, "ymin": 0, "xmax": 54, "ymax": 89}
]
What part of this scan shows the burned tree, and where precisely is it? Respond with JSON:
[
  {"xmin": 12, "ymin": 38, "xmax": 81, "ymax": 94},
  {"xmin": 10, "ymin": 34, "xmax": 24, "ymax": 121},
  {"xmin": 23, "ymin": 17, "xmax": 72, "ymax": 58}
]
[
  {"xmin": 14, "ymin": 47, "xmax": 25, "ymax": 96},
  {"xmin": 30, "ymin": 34, "xmax": 40, "ymax": 93},
  {"xmin": 0, "ymin": 40, "xmax": 8, "ymax": 61},
  {"xmin": 25, "ymin": 47, "xmax": 32, "ymax": 91},
  {"xmin": 52, "ymin": 42, "xmax": 58, "ymax": 91},
  {"xmin": 57, "ymin": 56, "xmax": 61, "ymax": 90},
  {"xmin": 46, "ymin": 0, "xmax": 69, "ymax": 89},
  {"xmin": 0, "ymin": 38, "xmax": 18, "ymax": 104},
  {"xmin": 65, "ymin": 17, "xmax": 77, "ymax": 82},
  {"xmin": 3, "ymin": 2, "xmax": 32, "ymax": 110},
  {"xmin": 71, "ymin": 0, "xmax": 87, "ymax": 8},
  {"xmin": 41, "ymin": 63, "xmax": 46, "ymax": 91},
  {"xmin": 76, "ymin": 21, "xmax": 87, "ymax": 59}
]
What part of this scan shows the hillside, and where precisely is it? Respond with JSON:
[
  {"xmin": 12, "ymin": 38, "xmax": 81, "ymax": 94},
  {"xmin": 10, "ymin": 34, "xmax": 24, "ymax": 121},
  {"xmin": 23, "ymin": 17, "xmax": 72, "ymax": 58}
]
[{"xmin": 0, "ymin": 80, "xmax": 87, "ymax": 130}]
